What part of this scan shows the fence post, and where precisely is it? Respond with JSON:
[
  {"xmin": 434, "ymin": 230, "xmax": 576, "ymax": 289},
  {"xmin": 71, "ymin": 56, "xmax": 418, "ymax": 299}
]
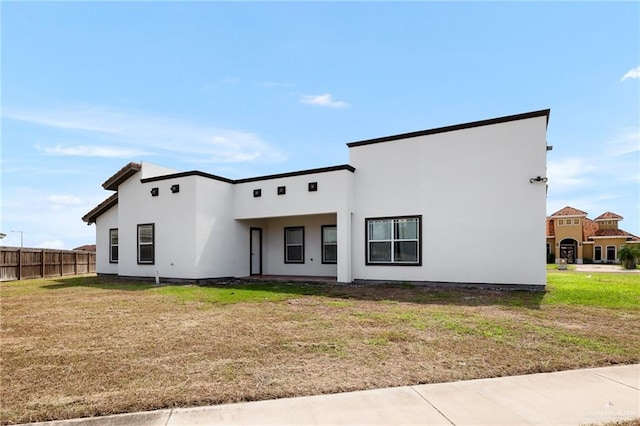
[
  {"xmin": 17, "ymin": 248, "xmax": 22, "ymax": 280},
  {"xmin": 42, "ymin": 249, "xmax": 46, "ymax": 278}
]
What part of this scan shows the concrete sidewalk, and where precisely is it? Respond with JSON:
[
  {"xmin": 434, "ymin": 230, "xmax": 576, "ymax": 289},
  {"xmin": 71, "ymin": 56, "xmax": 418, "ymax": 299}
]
[{"xmin": 25, "ymin": 364, "xmax": 639, "ymax": 426}]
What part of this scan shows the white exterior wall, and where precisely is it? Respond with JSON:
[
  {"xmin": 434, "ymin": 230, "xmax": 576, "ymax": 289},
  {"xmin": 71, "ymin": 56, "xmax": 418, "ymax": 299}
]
[
  {"xmin": 90, "ymin": 112, "xmax": 547, "ymax": 287},
  {"xmin": 234, "ymin": 170, "xmax": 354, "ymax": 219},
  {"xmin": 140, "ymin": 162, "xmax": 178, "ymax": 179},
  {"xmin": 95, "ymin": 205, "xmax": 118, "ymax": 275},
  {"xmin": 192, "ymin": 177, "xmax": 240, "ymax": 278},
  {"xmin": 349, "ymin": 115, "xmax": 548, "ymax": 286},
  {"xmin": 234, "ymin": 170, "xmax": 353, "ymax": 281},
  {"xmin": 116, "ymin": 168, "xmax": 199, "ymax": 279},
  {"xmin": 261, "ymin": 214, "xmax": 338, "ymax": 277}
]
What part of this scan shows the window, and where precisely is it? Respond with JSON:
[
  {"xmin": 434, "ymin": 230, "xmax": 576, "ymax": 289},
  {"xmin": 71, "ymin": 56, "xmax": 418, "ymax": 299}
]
[
  {"xmin": 366, "ymin": 216, "xmax": 421, "ymax": 265},
  {"xmin": 573, "ymin": 218, "xmax": 580, "ymax": 225},
  {"xmin": 109, "ymin": 228, "xmax": 118, "ymax": 263},
  {"xmin": 137, "ymin": 224, "xmax": 155, "ymax": 264},
  {"xmin": 594, "ymin": 246, "xmax": 602, "ymax": 262},
  {"xmin": 558, "ymin": 219, "xmax": 564, "ymax": 226},
  {"xmin": 606, "ymin": 246, "xmax": 616, "ymax": 262},
  {"xmin": 284, "ymin": 227, "xmax": 304, "ymax": 263},
  {"xmin": 322, "ymin": 225, "xmax": 337, "ymax": 264}
]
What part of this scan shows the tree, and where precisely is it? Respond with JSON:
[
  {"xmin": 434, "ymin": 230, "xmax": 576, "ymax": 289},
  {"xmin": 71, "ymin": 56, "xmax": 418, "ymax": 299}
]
[{"xmin": 617, "ymin": 244, "xmax": 640, "ymax": 269}]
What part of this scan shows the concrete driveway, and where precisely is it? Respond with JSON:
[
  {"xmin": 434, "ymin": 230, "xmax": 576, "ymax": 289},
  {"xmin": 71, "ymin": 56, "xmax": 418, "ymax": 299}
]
[{"xmin": 573, "ymin": 264, "xmax": 640, "ymax": 273}]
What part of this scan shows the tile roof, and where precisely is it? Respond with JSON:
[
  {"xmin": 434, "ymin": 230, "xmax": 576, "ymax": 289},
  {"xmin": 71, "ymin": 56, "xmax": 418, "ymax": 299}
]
[
  {"xmin": 590, "ymin": 229, "xmax": 640, "ymax": 240},
  {"xmin": 594, "ymin": 211, "xmax": 624, "ymax": 221},
  {"xmin": 550, "ymin": 206, "xmax": 588, "ymax": 217},
  {"xmin": 73, "ymin": 244, "xmax": 96, "ymax": 251},
  {"xmin": 82, "ymin": 193, "xmax": 118, "ymax": 224},
  {"xmin": 102, "ymin": 162, "xmax": 141, "ymax": 191},
  {"xmin": 582, "ymin": 218, "xmax": 599, "ymax": 240},
  {"xmin": 546, "ymin": 207, "xmax": 637, "ymax": 242},
  {"xmin": 546, "ymin": 218, "xmax": 554, "ymax": 237}
]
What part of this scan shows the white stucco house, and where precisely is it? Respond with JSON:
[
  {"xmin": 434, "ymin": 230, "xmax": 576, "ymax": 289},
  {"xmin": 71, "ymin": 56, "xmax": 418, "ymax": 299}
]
[{"xmin": 83, "ymin": 109, "xmax": 551, "ymax": 290}]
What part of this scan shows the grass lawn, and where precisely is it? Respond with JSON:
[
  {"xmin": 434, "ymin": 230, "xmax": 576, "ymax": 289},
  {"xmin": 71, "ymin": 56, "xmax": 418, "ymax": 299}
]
[{"xmin": 1, "ymin": 272, "xmax": 639, "ymax": 424}]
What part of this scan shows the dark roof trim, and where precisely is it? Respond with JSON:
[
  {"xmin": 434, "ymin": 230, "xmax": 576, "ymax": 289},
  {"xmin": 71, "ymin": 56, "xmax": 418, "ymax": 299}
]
[
  {"xmin": 346, "ymin": 109, "xmax": 551, "ymax": 148},
  {"xmin": 103, "ymin": 162, "xmax": 141, "ymax": 191},
  {"xmin": 82, "ymin": 193, "xmax": 118, "ymax": 224},
  {"xmin": 235, "ymin": 164, "xmax": 355, "ymax": 183},
  {"xmin": 140, "ymin": 164, "xmax": 355, "ymax": 185},
  {"xmin": 141, "ymin": 170, "xmax": 235, "ymax": 184},
  {"xmin": 85, "ymin": 164, "xmax": 355, "ymax": 223}
]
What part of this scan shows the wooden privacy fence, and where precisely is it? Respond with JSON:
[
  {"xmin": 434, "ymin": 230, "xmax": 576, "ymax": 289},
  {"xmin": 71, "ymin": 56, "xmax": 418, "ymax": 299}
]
[{"xmin": 0, "ymin": 247, "xmax": 96, "ymax": 282}]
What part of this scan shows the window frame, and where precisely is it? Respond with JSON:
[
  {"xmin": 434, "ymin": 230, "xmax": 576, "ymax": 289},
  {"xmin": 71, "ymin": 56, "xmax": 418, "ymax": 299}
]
[
  {"xmin": 137, "ymin": 223, "xmax": 155, "ymax": 265},
  {"xmin": 321, "ymin": 225, "xmax": 337, "ymax": 264},
  {"xmin": 365, "ymin": 215, "xmax": 422, "ymax": 266},
  {"xmin": 594, "ymin": 246, "xmax": 602, "ymax": 262},
  {"xmin": 606, "ymin": 245, "xmax": 616, "ymax": 262},
  {"xmin": 284, "ymin": 226, "xmax": 305, "ymax": 264},
  {"xmin": 109, "ymin": 228, "xmax": 119, "ymax": 263}
]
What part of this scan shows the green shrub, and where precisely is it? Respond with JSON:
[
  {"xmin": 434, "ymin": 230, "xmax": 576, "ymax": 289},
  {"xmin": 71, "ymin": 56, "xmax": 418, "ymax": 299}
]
[{"xmin": 547, "ymin": 253, "xmax": 556, "ymax": 264}]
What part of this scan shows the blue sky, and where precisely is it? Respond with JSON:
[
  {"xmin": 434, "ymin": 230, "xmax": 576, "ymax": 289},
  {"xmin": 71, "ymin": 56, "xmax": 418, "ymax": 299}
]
[{"xmin": 1, "ymin": 2, "xmax": 639, "ymax": 249}]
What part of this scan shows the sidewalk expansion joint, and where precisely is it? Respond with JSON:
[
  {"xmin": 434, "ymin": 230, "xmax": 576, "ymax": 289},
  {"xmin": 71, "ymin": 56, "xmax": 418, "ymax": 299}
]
[
  {"xmin": 163, "ymin": 408, "xmax": 175, "ymax": 426},
  {"xmin": 409, "ymin": 386, "xmax": 456, "ymax": 425},
  {"xmin": 588, "ymin": 369, "xmax": 640, "ymax": 391}
]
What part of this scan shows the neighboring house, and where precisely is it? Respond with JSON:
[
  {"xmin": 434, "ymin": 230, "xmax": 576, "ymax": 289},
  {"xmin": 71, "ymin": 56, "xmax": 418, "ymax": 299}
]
[
  {"xmin": 546, "ymin": 206, "xmax": 640, "ymax": 264},
  {"xmin": 83, "ymin": 109, "xmax": 551, "ymax": 290},
  {"xmin": 73, "ymin": 244, "xmax": 96, "ymax": 252}
]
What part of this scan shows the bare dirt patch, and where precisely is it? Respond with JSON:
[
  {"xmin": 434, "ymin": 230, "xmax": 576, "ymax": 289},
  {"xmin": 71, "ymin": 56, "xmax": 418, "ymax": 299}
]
[{"xmin": 1, "ymin": 276, "xmax": 639, "ymax": 424}]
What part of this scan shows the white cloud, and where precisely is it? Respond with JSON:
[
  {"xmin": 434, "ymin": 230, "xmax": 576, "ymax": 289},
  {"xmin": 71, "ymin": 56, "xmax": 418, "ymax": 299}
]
[
  {"xmin": 35, "ymin": 240, "xmax": 65, "ymax": 250},
  {"xmin": 47, "ymin": 194, "xmax": 85, "ymax": 210},
  {"xmin": 39, "ymin": 144, "xmax": 149, "ymax": 158},
  {"xmin": 620, "ymin": 66, "xmax": 640, "ymax": 82},
  {"xmin": 546, "ymin": 193, "xmax": 621, "ymax": 218},
  {"xmin": 4, "ymin": 105, "xmax": 286, "ymax": 164},
  {"xmin": 605, "ymin": 131, "xmax": 640, "ymax": 156},
  {"xmin": 300, "ymin": 93, "xmax": 349, "ymax": 108},
  {"xmin": 1, "ymin": 186, "xmax": 104, "ymax": 250},
  {"xmin": 547, "ymin": 158, "xmax": 595, "ymax": 193},
  {"xmin": 4, "ymin": 107, "xmax": 124, "ymax": 134}
]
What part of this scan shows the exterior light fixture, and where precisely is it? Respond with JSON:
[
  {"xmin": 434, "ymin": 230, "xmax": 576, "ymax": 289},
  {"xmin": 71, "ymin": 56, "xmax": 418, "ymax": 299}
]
[{"xmin": 529, "ymin": 176, "xmax": 548, "ymax": 183}]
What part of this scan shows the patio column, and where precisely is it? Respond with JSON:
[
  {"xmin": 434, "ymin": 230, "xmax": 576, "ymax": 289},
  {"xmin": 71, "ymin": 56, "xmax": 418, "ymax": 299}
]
[{"xmin": 337, "ymin": 211, "xmax": 352, "ymax": 283}]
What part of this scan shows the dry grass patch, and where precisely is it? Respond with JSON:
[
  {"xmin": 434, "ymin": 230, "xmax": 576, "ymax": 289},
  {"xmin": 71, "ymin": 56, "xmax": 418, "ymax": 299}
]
[{"xmin": 1, "ymin": 274, "xmax": 639, "ymax": 424}]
